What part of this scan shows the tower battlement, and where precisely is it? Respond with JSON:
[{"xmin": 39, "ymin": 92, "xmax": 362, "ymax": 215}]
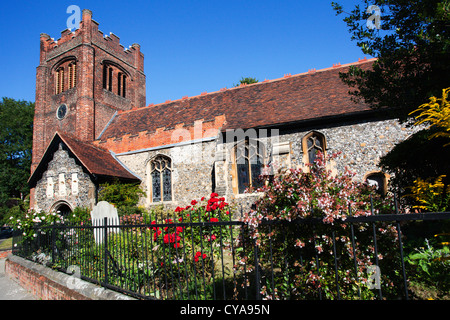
[{"xmin": 39, "ymin": 9, "xmax": 144, "ymax": 72}]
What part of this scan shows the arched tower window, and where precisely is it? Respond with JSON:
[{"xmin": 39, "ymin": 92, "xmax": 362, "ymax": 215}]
[
  {"xmin": 103, "ymin": 62, "xmax": 127, "ymax": 98},
  {"xmin": 54, "ymin": 58, "xmax": 77, "ymax": 95},
  {"xmin": 55, "ymin": 67, "xmax": 64, "ymax": 94},
  {"xmin": 148, "ymin": 155, "xmax": 173, "ymax": 203},
  {"xmin": 68, "ymin": 62, "xmax": 77, "ymax": 89}
]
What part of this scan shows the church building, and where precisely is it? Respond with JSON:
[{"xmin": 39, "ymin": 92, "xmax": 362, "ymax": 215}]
[{"xmin": 28, "ymin": 9, "xmax": 419, "ymax": 215}]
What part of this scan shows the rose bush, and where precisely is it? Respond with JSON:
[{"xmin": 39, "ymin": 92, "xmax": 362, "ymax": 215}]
[{"xmin": 106, "ymin": 192, "xmax": 234, "ymax": 299}]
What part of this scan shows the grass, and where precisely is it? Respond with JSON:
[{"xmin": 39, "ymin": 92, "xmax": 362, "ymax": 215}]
[{"xmin": 0, "ymin": 237, "xmax": 12, "ymax": 250}]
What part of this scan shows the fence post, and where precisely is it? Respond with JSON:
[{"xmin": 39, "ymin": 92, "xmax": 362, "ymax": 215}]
[
  {"xmin": 51, "ymin": 221, "xmax": 56, "ymax": 264},
  {"xmin": 104, "ymin": 217, "xmax": 108, "ymax": 287},
  {"xmin": 394, "ymin": 193, "xmax": 409, "ymax": 300},
  {"xmin": 254, "ymin": 240, "xmax": 261, "ymax": 300}
]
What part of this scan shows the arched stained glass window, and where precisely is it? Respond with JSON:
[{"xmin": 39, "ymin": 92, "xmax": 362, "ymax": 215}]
[
  {"xmin": 149, "ymin": 155, "xmax": 172, "ymax": 202},
  {"xmin": 234, "ymin": 139, "xmax": 264, "ymax": 194}
]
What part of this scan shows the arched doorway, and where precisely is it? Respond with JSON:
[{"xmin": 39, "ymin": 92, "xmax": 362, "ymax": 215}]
[{"xmin": 51, "ymin": 201, "xmax": 73, "ymax": 217}]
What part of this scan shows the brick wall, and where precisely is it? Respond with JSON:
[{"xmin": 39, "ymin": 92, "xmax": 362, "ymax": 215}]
[
  {"xmin": 95, "ymin": 114, "xmax": 226, "ymax": 154},
  {"xmin": 5, "ymin": 256, "xmax": 89, "ymax": 300},
  {"xmin": 5, "ymin": 255, "xmax": 135, "ymax": 300},
  {"xmin": 32, "ymin": 9, "xmax": 145, "ymax": 173}
]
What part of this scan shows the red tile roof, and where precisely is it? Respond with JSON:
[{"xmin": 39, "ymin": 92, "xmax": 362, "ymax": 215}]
[
  {"xmin": 29, "ymin": 132, "xmax": 140, "ymax": 186},
  {"xmin": 57, "ymin": 133, "xmax": 139, "ymax": 180},
  {"xmin": 97, "ymin": 58, "xmax": 376, "ymax": 141}
]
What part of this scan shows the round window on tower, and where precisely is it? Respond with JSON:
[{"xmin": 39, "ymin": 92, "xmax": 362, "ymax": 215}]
[{"xmin": 56, "ymin": 104, "xmax": 67, "ymax": 120}]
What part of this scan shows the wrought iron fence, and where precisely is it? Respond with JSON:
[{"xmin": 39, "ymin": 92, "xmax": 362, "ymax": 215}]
[{"xmin": 12, "ymin": 207, "xmax": 450, "ymax": 300}]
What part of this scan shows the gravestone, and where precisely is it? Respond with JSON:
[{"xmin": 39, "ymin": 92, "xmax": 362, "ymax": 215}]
[{"xmin": 90, "ymin": 201, "xmax": 120, "ymax": 244}]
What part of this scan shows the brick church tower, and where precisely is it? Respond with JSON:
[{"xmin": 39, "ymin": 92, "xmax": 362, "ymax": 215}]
[{"xmin": 31, "ymin": 9, "xmax": 146, "ymax": 172}]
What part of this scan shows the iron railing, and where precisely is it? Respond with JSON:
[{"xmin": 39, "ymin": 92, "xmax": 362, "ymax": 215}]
[{"xmin": 12, "ymin": 208, "xmax": 450, "ymax": 300}]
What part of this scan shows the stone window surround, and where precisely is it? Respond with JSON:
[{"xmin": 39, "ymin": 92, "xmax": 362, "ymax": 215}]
[
  {"xmin": 364, "ymin": 170, "xmax": 390, "ymax": 196},
  {"xmin": 230, "ymin": 138, "xmax": 266, "ymax": 195},
  {"xmin": 301, "ymin": 131, "xmax": 327, "ymax": 168},
  {"xmin": 145, "ymin": 154, "xmax": 174, "ymax": 205}
]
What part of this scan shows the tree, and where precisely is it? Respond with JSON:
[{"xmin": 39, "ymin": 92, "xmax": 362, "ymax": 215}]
[
  {"xmin": 0, "ymin": 98, "xmax": 34, "ymax": 223},
  {"xmin": 332, "ymin": 0, "xmax": 450, "ymax": 122},
  {"xmin": 97, "ymin": 180, "xmax": 145, "ymax": 216},
  {"xmin": 234, "ymin": 77, "xmax": 258, "ymax": 87},
  {"xmin": 379, "ymin": 128, "xmax": 450, "ymax": 201},
  {"xmin": 380, "ymin": 88, "xmax": 450, "ymax": 209}
]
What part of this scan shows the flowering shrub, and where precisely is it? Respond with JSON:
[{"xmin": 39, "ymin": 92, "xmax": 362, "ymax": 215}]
[
  {"xmin": 407, "ymin": 175, "xmax": 450, "ymax": 212},
  {"xmin": 107, "ymin": 193, "xmax": 234, "ymax": 299},
  {"xmin": 237, "ymin": 152, "xmax": 402, "ymax": 300},
  {"xmin": 10, "ymin": 209, "xmax": 64, "ymax": 241},
  {"xmin": 406, "ymin": 88, "xmax": 450, "ymax": 212},
  {"xmin": 409, "ymin": 87, "xmax": 450, "ymax": 145}
]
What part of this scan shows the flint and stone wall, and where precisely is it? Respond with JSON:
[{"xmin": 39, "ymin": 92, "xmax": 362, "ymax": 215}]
[
  {"xmin": 33, "ymin": 144, "xmax": 97, "ymax": 213},
  {"xmin": 115, "ymin": 118, "xmax": 420, "ymax": 213}
]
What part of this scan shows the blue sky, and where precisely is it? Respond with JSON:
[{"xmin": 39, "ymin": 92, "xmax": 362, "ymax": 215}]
[{"xmin": 0, "ymin": 0, "xmax": 370, "ymax": 105}]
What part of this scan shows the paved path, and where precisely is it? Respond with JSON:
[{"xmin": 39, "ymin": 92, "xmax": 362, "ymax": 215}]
[{"xmin": 0, "ymin": 251, "xmax": 36, "ymax": 300}]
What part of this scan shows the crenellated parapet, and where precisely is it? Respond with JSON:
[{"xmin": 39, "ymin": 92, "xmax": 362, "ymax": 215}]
[{"xmin": 39, "ymin": 9, "xmax": 143, "ymax": 72}]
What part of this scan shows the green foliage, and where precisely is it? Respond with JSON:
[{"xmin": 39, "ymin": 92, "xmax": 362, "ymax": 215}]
[
  {"xmin": 67, "ymin": 207, "xmax": 91, "ymax": 224},
  {"xmin": 410, "ymin": 88, "xmax": 450, "ymax": 144},
  {"xmin": 98, "ymin": 180, "xmax": 145, "ymax": 216},
  {"xmin": 379, "ymin": 128, "xmax": 450, "ymax": 203},
  {"xmin": 381, "ymin": 89, "xmax": 450, "ymax": 209},
  {"xmin": 0, "ymin": 197, "xmax": 29, "ymax": 226},
  {"xmin": 234, "ymin": 77, "xmax": 258, "ymax": 87},
  {"xmin": 332, "ymin": 0, "xmax": 450, "ymax": 122},
  {"xmin": 406, "ymin": 237, "xmax": 450, "ymax": 299},
  {"xmin": 0, "ymin": 97, "xmax": 34, "ymax": 223}
]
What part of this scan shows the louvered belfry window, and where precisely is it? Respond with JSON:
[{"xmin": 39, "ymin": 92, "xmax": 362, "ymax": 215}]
[
  {"xmin": 68, "ymin": 62, "xmax": 76, "ymax": 89},
  {"xmin": 55, "ymin": 67, "xmax": 64, "ymax": 94}
]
